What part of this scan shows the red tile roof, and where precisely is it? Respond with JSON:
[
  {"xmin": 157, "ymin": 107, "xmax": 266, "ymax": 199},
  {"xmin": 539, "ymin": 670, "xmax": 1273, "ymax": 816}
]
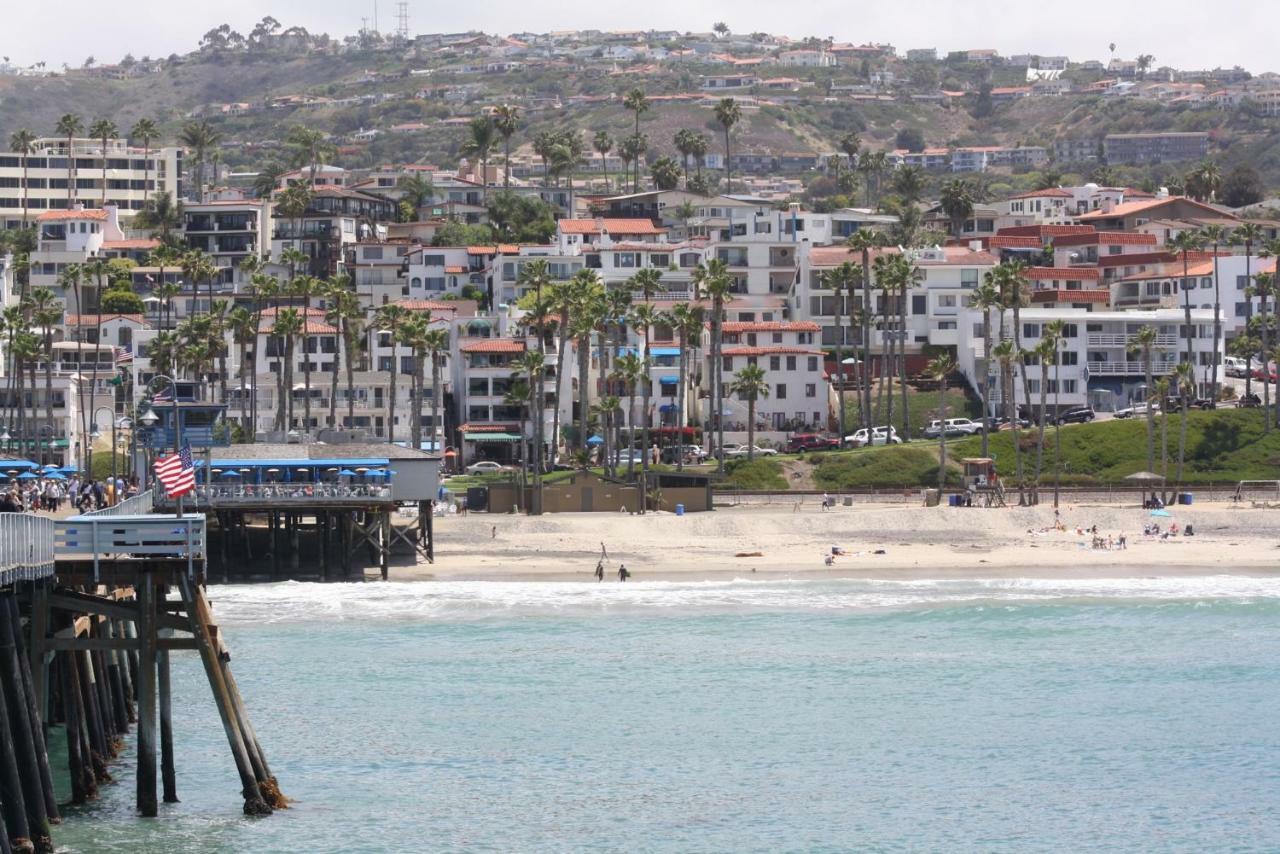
[
  {"xmin": 1026, "ymin": 267, "xmax": 1102, "ymax": 280},
  {"xmin": 102, "ymin": 238, "xmax": 160, "ymax": 250},
  {"xmin": 260, "ymin": 306, "xmax": 327, "ymax": 317},
  {"xmin": 444, "ymin": 265, "xmax": 467, "ymax": 274},
  {"xmin": 64, "ymin": 313, "xmax": 146, "ymax": 327},
  {"xmin": 722, "ymin": 346, "xmax": 825, "ymax": 357},
  {"xmin": 989, "ymin": 236, "xmax": 1045, "ymax": 249},
  {"xmin": 264, "ymin": 320, "xmax": 337, "ymax": 335},
  {"xmin": 37, "ymin": 208, "xmax": 109, "ymax": 222},
  {"xmin": 1053, "ymin": 231, "xmax": 1158, "ymax": 248},
  {"xmin": 465, "ymin": 245, "xmax": 521, "ymax": 255},
  {"xmin": 460, "ymin": 338, "xmax": 526, "ymax": 354},
  {"xmin": 998, "ymin": 225, "xmax": 1096, "ymax": 238},
  {"xmin": 1076, "ymin": 196, "xmax": 1236, "ymax": 222},
  {"xmin": 558, "ymin": 218, "xmax": 665, "ymax": 236},
  {"xmin": 392, "ymin": 299, "xmax": 459, "ymax": 313},
  {"xmin": 1007, "ymin": 188, "xmax": 1073, "ymax": 200},
  {"xmin": 720, "ymin": 321, "xmax": 820, "ymax": 333},
  {"xmin": 1030, "ymin": 289, "xmax": 1111, "ymax": 303}
]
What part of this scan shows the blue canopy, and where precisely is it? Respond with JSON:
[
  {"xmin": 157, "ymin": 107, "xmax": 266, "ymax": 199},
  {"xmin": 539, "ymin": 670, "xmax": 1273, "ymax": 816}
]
[
  {"xmin": 658, "ymin": 375, "xmax": 679, "ymax": 384},
  {"xmin": 366, "ymin": 470, "xmax": 388, "ymax": 478},
  {"xmin": 221, "ymin": 470, "xmax": 241, "ymax": 478},
  {"xmin": 17, "ymin": 472, "xmax": 37, "ymax": 480},
  {"xmin": 651, "ymin": 347, "xmax": 681, "ymax": 357},
  {"xmin": 46, "ymin": 471, "xmax": 66, "ymax": 480},
  {"xmin": 339, "ymin": 469, "xmax": 358, "ymax": 476},
  {"xmin": 586, "ymin": 435, "xmax": 604, "ymax": 446},
  {"xmin": 0, "ymin": 460, "xmax": 41, "ymax": 471}
]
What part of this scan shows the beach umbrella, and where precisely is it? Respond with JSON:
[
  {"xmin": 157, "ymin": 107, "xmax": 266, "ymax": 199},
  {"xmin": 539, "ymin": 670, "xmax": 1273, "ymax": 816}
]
[
  {"xmin": 47, "ymin": 471, "xmax": 66, "ymax": 480},
  {"xmin": 366, "ymin": 470, "xmax": 387, "ymax": 478},
  {"xmin": 339, "ymin": 469, "xmax": 357, "ymax": 476},
  {"xmin": 17, "ymin": 473, "xmax": 36, "ymax": 480},
  {"xmin": 222, "ymin": 470, "xmax": 241, "ymax": 478},
  {"xmin": 586, "ymin": 435, "xmax": 604, "ymax": 446},
  {"xmin": 1124, "ymin": 471, "xmax": 1166, "ymax": 482},
  {"xmin": 1149, "ymin": 508, "xmax": 1172, "ymax": 518}
]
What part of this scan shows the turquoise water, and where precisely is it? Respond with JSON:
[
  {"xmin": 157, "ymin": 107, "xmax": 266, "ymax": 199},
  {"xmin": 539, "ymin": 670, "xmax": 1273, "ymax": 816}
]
[{"xmin": 53, "ymin": 577, "xmax": 1280, "ymax": 852}]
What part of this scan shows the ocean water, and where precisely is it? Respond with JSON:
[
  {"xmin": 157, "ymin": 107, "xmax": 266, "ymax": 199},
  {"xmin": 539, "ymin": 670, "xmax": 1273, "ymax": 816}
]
[{"xmin": 53, "ymin": 576, "xmax": 1280, "ymax": 852}]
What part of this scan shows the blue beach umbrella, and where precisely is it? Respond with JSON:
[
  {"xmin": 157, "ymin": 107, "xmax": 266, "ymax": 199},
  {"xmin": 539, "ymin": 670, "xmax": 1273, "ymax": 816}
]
[
  {"xmin": 586, "ymin": 435, "xmax": 604, "ymax": 446},
  {"xmin": 17, "ymin": 473, "xmax": 36, "ymax": 480},
  {"xmin": 46, "ymin": 471, "xmax": 66, "ymax": 480},
  {"xmin": 339, "ymin": 469, "xmax": 358, "ymax": 476},
  {"xmin": 222, "ymin": 470, "xmax": 241, "ymax": 478}
]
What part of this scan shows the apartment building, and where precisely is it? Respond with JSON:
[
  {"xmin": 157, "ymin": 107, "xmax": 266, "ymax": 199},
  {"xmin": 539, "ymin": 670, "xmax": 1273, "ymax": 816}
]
[
  {"xmin": 0, "ymin": 138, "xmax": 182, "ymax": 230},
  {"xmin": 183, "ymin": 199, "xmax": 273, "ymax": 287},
  {"xmin": 270, "ymin": 187, "xmax": 395, "ymax": 277},
  {"xmin": 713, "ymin": 320, "xmax": 827, "ymax": 432},
  {"xmin": 1102, "ymin": 133, "xmax": 1211, "ymax": 165}
]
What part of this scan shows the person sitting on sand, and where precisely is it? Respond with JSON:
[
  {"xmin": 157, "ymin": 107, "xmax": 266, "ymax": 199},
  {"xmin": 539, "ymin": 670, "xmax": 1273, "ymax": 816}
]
[
  {"xmin": 831, "ymin": 545, "xmax": 847, "ymax": 556},
  {"xmin": 1184, "ymin": 524, "xmax": 1195, "ymax": 537},
  {"xmin": 1170, "ymin": 522, "xmax": 1180, "ymax": 536},
  {"xmin": 824, "ymin": 554, "xmax": 835, "ymax": 566}
]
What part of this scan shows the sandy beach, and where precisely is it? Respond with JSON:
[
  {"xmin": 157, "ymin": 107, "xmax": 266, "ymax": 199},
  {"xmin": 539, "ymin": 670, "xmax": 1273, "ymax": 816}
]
[{"xmin": 397, "ymin": 499, "xmax": 1280, "ymax": 581}]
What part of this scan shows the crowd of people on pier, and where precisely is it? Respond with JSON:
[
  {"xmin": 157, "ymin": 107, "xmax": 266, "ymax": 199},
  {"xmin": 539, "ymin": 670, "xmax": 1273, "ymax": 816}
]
[{"xmin": 0, "ymin": 473, "xmax": 140, "ymax": 515}]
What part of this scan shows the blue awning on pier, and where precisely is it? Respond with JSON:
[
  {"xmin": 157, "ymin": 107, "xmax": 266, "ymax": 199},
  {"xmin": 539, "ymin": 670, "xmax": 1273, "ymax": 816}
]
[{"xmin": 204, "ymin": 458, "xmax": 391, "ymax": 469}]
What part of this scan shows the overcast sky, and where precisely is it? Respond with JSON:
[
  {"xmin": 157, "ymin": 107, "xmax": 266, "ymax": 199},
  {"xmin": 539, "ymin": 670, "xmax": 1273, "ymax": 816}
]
[{"xmin": 5, "ymin": 0, "xmax": 1275, "ymax": 74}]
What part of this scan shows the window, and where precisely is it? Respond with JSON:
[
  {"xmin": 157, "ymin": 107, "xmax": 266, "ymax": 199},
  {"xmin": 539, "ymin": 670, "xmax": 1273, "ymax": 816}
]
[
  {"xmin": 911, "ymin": 295, "xmax": 926, "ymax": 315},
  {"xmin": 786, "ymin": 356, "xmax": 797, "ymax": 370},
  {"xmin": 961, "ymin": 269, "xmax": 979, "ymax": 288},
  {"xmin": 1236, "ymin": 302, "xmax": 1251, "ymax": 316},
  {"xmin": 1200, "ymin": 277, "xmax": 1212, "ymax": 289},
  {"xmin": 1059, "ymin": 351, "xmax": 1079, "ymax": 366},
  {"xmin": 1023, "ymin": 323, "xmax": 1040, "ymax": 339},
  {"xmin": 650, "ymin": 254, "xmax": 669, "ymax": 268},
  {"xmin": 1027, "ymin": 379, "xmax": 1041, "ymax": 394},
  {"xmin": 770, "ymin": 356, "xmax": 781, "ymax": 370},
  {"xmin": 722, "ymin": 356, "xmax": 733, "ymax": 371},
  {"xmin": 775, "ymin": 384, "xmax": 787, "ymax": 399},
  {"xmin": 468, "ymin": 378, "xmax": 489, "ymax": 395},
  {"xmin": 1061, "ymin": 323, "xmax": 1078, "ymax": 338},
  {"xmin": 807, "ymin": 356, "xmax": 818, "ymax": 371},
  {"xmin": 805, "ymin": 383, "xmax": 816, "ymax": 397},
  {"xmin": 938, "ymin": 294, "xmax": 957, "ymax": 308},
  {"xmin": 1237, "ymin": 275, "xmax": 1250, "ymax": 291},
  {"xmin": 772, "ymin": 333, "xmax": 783, "ymax": 343},
  {"xmin": 1108, "ymin": 244, "xmax": 1123, "ymax": 255},
  {"xmin": 938, "ymin": 321, "xmax": 957, "ymax": 330},
  {"xmin": 1061, "ymin": 380, "xmax": 1078, "ymax": 393}
]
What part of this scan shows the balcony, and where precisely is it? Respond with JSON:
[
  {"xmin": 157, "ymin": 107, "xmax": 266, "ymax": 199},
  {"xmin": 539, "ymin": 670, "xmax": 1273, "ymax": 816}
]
[
  {"xmin": 1087, "ymin": 334, "xmax": 1178, "ymax": 348},
  {"xmin": 1087, "ymin": 361, "xmax": 1176, "ymax": 376}
]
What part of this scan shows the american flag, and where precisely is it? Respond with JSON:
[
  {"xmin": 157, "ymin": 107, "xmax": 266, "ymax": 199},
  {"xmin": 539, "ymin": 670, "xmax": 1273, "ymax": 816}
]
[
  {"xmin": 152, "ymin": 389, "xmax": 172, "ymax": 403},
  {"xmin": 115, "ymin": 346, "xmax": 133, "ymax": 365},
  {"xmin": 153, "ymin": 445, "xmax": 196, "ymax": 498}
]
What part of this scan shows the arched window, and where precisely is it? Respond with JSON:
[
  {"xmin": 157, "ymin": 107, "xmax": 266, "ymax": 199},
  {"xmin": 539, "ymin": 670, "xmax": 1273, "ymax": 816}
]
[{"xmin": 411, "ymin": 277, "xmax": 422, "ymax": 289}]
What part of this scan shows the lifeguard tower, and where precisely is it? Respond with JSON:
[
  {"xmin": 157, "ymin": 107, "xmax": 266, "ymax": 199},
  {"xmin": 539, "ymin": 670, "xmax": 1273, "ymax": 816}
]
[{"xmin": 962, "ymin": 458, "xmax": 1006, "ymax": 507}]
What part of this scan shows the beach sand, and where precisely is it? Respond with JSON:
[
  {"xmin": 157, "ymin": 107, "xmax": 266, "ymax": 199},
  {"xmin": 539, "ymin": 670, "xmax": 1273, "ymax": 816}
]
[{"xmin": 394, "ymin": 500, "xmax": 1280, "ymax": 582}]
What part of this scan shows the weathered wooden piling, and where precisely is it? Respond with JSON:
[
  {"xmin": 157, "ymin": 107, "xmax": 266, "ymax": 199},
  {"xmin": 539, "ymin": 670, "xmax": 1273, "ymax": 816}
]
[
  {"xmin": 158, "ymin": 639, "xmax": 177, "ymax": 804},
  {"xmin": 0, "ymin": 627, "xmax": 33, "ymax": 852},
  {"xmin": 0, "ymin": 599, "xmax": 52, "ymax": 852},
  {"xmin": 135, "ymin": 574, "xmax": 158, "ymax": 818},
  {"xmin": 3, "ymin": 598, "xmax": 57, "ymax": 827}
]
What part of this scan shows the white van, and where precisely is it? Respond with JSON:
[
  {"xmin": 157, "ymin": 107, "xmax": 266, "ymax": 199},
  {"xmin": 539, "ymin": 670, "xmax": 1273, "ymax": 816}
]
[
  {"xmin": 1224, "ymin": 356, "xmax": 1250, "ymax": 378},
  {"xmin": 844, "ymin": 426, "xmax": 903, "ymax": 447}
]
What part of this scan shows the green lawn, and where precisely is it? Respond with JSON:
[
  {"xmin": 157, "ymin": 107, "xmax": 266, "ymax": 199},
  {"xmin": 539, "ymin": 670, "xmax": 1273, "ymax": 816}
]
[
  {"xmin": 948, "ymin": 409, "xmax": 1280, "ymax": 485},
  {"xmin": 719, "ymin": 458, "xmax": 789, "ymax": 490},
  {"xmin": 838, "ymin": 387, "xmax": 981, "ymax": 440},
  {"xmin": 809, "ymin": 445, "xmax": 959, "ymax": 490}
]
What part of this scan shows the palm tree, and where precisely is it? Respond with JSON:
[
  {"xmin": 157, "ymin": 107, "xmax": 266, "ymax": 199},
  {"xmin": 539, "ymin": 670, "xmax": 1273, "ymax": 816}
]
[
  {"xmin": 135, "ymin": 192, "xmax": 183, "ymax": 245},
  {"xmin": 611, "ymin": 352, "xmax": 644, "ymax": 479},
  {"xmin": 919, "ymin": 353, "xmax": 953, "ymax": 492},
  {"xmin": 1253, "ymin": 271, "xmax": 1275, "ymax": 433},
  {"xmin": 823, "ymin": 262, "xmax": 860, "ymax": 443},
  {"xmin": 55, "ymin": 113, "xmax": 83, "ymax": 205},
  {"xmin": 619, "ymin": 134, "xmax": 647, "ymax": 195},
  {"xmin": 1000, "ymin": 261, "xmax": 1033, "ymax": 438},
  {"xmin": 129, "ymin": 118, "xmax": 159, "ymax": 205},
  {"xmin": 178, "ymin": 120, "xmax": 220, "ymax": 203},
  {"xmin": 991, "ymin": 339, "xmax": 1021, "ymax": 497},
  {"xmin": 1258, "ymin": 238, "xmax": 1280, "ymax": 429},
  {"xmin": 227, "ymin": 306, "xmax": 256, "ymax": 432},
  {"xmin": 1151, "ymin": 377, "xmax": 1171, "ymax": 497},
  {"xmin": 591, "ymin": 395, "xmax": 620, "ymax": 476},
  {"xmin": 871, "ymin": 255, "xmax": 897, "ymax": 430},
  {"xmin": 1172, "ymin": 361, "xmax": 1195, "ymax": 491},
  {"xmin": 323, "ymin": 278, "xmax": 360, "ymax": 429},
  {"xmin": 1127, "ymin": 325, "xmax": 1160, "ymax": 474},
  {"xmin": 568, "ymin": 271, "xmax": 604, "ymax": 450},
  {"xmin": 518, "ymin": 259, "xmax": 553, "ymax": 478},
  {"xmin": 592, "ymin": 131, "xmax": 613, "ymax": 192},
  {"xmin": 630, "ymin": 301, "xmax": 662, "ymax": 507},
  {"xmin": 396, "ymin": 174, "xmax": 434, "ymax": 217},
  {"xmin": 669, "ymin": 303, "xmax": 704, "ymax": 470},
  {"xmin": 623, "ymin": 88, "xmax": 648, "ymax": 189},
  {"xmin": 289, "ymin": 274, "xmax": 322, "ymax": 430},
  {"xmin": 939, "ymin": 178, "xmax": 975, "ymax": 239},
  {"xmin": 1199, "ymin": 224, "xmax": 1229, "ymax": 401},
  {"xmin": 373, "ymin": 304, "xmax": 409, "ymax": 443},
  {"xmin": 398, "ymin": 314, "xmax": 430, "ymax": 449},
  {"xmin": 972, "ymin": 273, "xmax": 1001, "ymax": 457},
  {"xmin": 695, "ymin": 259, "xmax": 733, "ymax": 471},
  {"xmin": 285, "ymin": 125, "xmax": 335, "ymax": 190},
  {"xmin": 9, "ymin": 129, "xmax": 36, "ymax": 228},
  {"xmin": 728, "ymin": 364, "xmax": 769, "ymax": 462},
  {"xmin": 275, "ymin": 185, "xmax": 312, "ymax": 256},
  {"xmin": 271, "ymin": 308, "xmax": 303, "ymax": 431},
  {"xmin": 28, "ymin": 288, "xmax": 61, "ymax": 451},
  {"xmin": 493, "ymin": 104, "xmax": 520, "ymax": 188},
  {"xmin": 424, "ymin": 329, "xmax": 449, "ymax": 453},
  {"xmin": 845, "ymin": 229, "xmax": 882, "ymax": 427},
  {"xmin": 1167, "ymin": 230, "xmax": 1206, "ymax": 368},
  {"xmin": 461, "ymin": 115, "xmax": 496, "ymax": 203},
  {"xmin": 714, "ymin": 98, "xmax": 742, "ymax": 194},
  {"xmin": 1032, "ymin": 326, "xmax": 1062, "ymax": 501},
  {"xmin": 88, "ymin": 118, "xmax": 118, "ymax": 206},
  {"xmin": 546, "ymin": 277, "xmax": 576, "ymax": 466},
  {"xmin": 510, "ymin": 348, "xmax": 547, "ymax": 484}
]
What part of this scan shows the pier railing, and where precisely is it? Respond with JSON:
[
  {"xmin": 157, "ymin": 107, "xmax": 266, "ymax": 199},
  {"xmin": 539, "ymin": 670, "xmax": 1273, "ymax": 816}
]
[
  {"xmin": 158, "ymin": 484, "xmax": 393, "ymax": 505},
  {"xmin": 55, "ymin": 513, "xmax": 206, "ymax": 580},
  {"xmin": 0, "ymin": 514, "xmax": 55, "ymax": 584},
  {"xmin": 81, "ymin": 489, "xmax": 156, "ymax": 517}
]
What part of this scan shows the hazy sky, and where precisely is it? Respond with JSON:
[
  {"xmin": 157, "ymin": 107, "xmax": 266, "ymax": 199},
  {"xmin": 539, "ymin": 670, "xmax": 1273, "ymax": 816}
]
[{"xmin": 5, "ymin": 0, "xmax": 1275, "ymax": 75}]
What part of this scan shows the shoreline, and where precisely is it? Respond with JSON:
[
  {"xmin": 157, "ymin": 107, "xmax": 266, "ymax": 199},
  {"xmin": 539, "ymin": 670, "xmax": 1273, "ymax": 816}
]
[{"xmin": 385, "ymin": 500, "xmax": 1280, "ymax": 583}]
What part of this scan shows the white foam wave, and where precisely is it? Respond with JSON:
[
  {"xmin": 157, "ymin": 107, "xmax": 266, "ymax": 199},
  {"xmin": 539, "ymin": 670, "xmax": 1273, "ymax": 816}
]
[{"xmin": 203, "ymin": 575, "xmax": 1280, "ymax": 625}]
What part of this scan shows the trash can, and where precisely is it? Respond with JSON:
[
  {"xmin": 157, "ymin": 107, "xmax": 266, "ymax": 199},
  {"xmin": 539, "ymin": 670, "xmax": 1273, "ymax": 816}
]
[
  {"xmin": 949, "ymin": 494, "xmax": 961, "ymax": 507},
  {"xmin": 923, "ymin": 489, "xmax": 940, "ymax": 507},
  {"xmin": 843, "ymin": 497, "xmax": 853, "ymax": 506},
  {"xmin": 675, "ymin": 503, "xmax": 685, "ymax": 516},
  {"xmin": 1178, "ymin": 492, "xmax": 1193, "ymax": 505}
]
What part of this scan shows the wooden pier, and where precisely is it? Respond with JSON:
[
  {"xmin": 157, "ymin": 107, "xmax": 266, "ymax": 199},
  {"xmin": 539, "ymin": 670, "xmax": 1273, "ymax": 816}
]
[{"xmin": 0, "ymin": 500, "xmax": 284, "ymax": 851}]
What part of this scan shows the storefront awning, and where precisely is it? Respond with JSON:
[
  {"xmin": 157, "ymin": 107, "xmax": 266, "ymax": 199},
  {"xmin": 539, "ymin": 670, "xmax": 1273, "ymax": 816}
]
[
  {"xmin": 463, "ymin": 432, "xmax": 523, "ymax": 442},
  {"xmin": 658, "ymin": 375, "xmax": 679, "ymax": 384},
  {"xmin": 651, "ymin": 347, "xmax": 681, "ymax": 356}
]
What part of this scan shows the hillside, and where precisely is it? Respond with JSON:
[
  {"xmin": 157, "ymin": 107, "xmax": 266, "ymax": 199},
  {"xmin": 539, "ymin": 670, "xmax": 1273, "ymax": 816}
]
[{"xmin": 1, "ymin": 34, "xmax": 1277, "ymax": 197}]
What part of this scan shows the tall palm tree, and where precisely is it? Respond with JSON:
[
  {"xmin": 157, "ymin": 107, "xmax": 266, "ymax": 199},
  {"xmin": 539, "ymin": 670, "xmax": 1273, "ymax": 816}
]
[
  {"xmin": 591, "ymin": 395, "xmax": 620, "ymax": 477},
  {"xmin": 510, "ymin": 348, "xmax": 547, "ymax": 484},
  {"xmin": 55, "ymin": 113, "xmax": 83, "ymax": 206},
  {"xmin": 845, "ymin": 229, "xmax": 883, "ymax": 427},
  {"xmin": 129, "ymin": 118, "xmax": 159, "ymax": 206},
  {"xmin": 323, "ymin": 277, "xmax": 359, "ymax": 429},
  {"xmin": 823, "ymin": 262, "xmax": 859, "ymax": 443},
  {"xmin": 9, "ymin": 129, "xmax": 36, "ymax": 228},
  {"xmin": 568, "ymin": 271, "xmax": 604, "ymax": 450},
  {"xmin": 285, "ymin": 124, "xmax": 335, "ymax": 190},
  {"xmin": 423, "ymin": 328, "xmax": 449, "ymax": 453},
  {"xmin": 694, "ymin": 259, "xmax": 733, "ymax": 471},
  {"xmin": 728, "ymin": 364, "xmax": 769, "ymax": 462},
  {"xmin": 1152, "ymin": 377, "xmax": 1171, "ymax": 498},
  {"xmin": 461, "ymin": 115, "xmax": 496, "ymax": 203},
  {"xmin": 271, "ymin": 308, "xmax": 303, "ymax": 431},
  {"xmin": 547, "ymin": 276, "xmax": 578, "ymax": 466},
  {"xmin": 1033, "ymin": 323, "xmax": 1063, "ymax": 502},
  {"xmin": 518, "ymin": 259, "xmax": 553, "ymax": 478},
  {"xmin": 1253, "ymin": 271, "xmax": 1275, "ymax": 433},
  {"xmin": 939, "ymin": 178, "xmax": 975, "ymax": 239},
  {"xmin": 178, "ymin": 120, "xmax": 220, "ymax": 203},
  {"xmin": 927, "ymin": 353, "xmax": 955, "ymax": 490},
  {"xmin": 290, "ymin": 274, "xmax": 321, "ymax": 430},
  {"xmin": 630, "ymin": 301, "xmax": 662, "ymax": 507},
  {"xmin": 669, "ymin": 303, "xmax": 704, "ymax": 470},
  {"xmin": 398, "ymin": 314, "xmax": 430, "ymax": 450},
  {"xmin": 610, "ymin": 352, "xmax": 644, "ymax": 479},
  {"xmin": 1127, "ymin": 325, "xmax": 1160, "ymax": 474},
  {"xmin": 135, "ymin": 191, "xmax": 183, "ymax": 245},
  {"xmin": 396, "ymin": 174, "xmax": 434, "ymax": 217},
  {"xmin": 493, "ymin": 104, "xmax": 520, "ymax": 188},
  {"xmin": 991, "ymin": 338, "xmax": 1021, "ymax": 498},
  {"xmin": 1258, "ymin": 239, "xmax": 1280, "ymax": 429},
  {"xmin": 1172, "ymin": 361, "xmax": 1196, "ymax": 492},
  {"xmin": 623, "ymin": 88, "xmax": 648, "ymax": 190},
  {"xmin": 972, "ymin": 272, "xmax": 1001, "ymax": 457},
  {"xmin": 227, "ymin": 306, "xmax": 256, "ymax": 432},
  {"xmin": 1167, "ymin": 229, "xmax": 1206, "ymax": 368},
  {"xmin": 28, "ymin": 288, "xmax": 62, "ymax": 450},
  {"xmin": 714, "ymin": 98, "xmax": 742, "ymax": 194},
  {"xmin": 592, "ymin": 131, "xmax": 613, "ymax": 192},
  {"xmin": 374, "ymin": 303, "xmax": 410, "ymax": 443},
  {"xmin": 88, "ymin": 118, "xmax": 118, "ymax": 206},
  {"xmin": 1199, "ymin": 224, "xmax": 1229, "ymax": 401}
]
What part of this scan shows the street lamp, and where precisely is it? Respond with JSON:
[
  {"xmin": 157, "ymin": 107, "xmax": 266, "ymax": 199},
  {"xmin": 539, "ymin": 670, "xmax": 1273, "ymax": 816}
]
[{"xmin": 142, "ymin": 375, "xmax": 182, "ymax": 517}]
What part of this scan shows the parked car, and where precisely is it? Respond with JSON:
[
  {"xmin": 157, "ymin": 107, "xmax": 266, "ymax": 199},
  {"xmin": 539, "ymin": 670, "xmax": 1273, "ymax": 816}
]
[
  {"xmin": 465, "ymin": 461, "xmax": 509, "ymax": 475},
  {"xmin": 728, "ymin": 445, "xmax": 778, "ymax": 457},
  {"xmin": 785, "ymin": 433, "xmax": 841, "ymax": 453},
  {"xmin": 845, "ymin": 426, "xmax": 902, "ymax": 447},
  {"xmin": 1114, "ymin": 403, "xmax": 1159, "ymax": 419},
  {"xmin": 1224, "ymin": 356, "xmax": 1250, "ymax": 378},
  {"xmin": 713, "ymin": 443, "xmax": 745, "ymax": 460},
  {"xmin": 1251, "ymin": 367, "xmax": 1278, "ymax": 384},
  {"xmin": 1056, "ymin": 407, "xmax": 1096, "ymax": 425},
  {"xmin": 923, "ymin": 418, "xmax": 982, "ymax": 439},
  {"xmin": 1188, "ymin": 397, "xmax": 1217, "ymax": 410}
]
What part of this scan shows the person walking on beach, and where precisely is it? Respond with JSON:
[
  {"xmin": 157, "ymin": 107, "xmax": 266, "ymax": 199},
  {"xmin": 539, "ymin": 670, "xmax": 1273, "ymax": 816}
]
[
  {"xmin": 618, "ymin": 564, "xmax": 629, "ymax": 582},
  {"xmin": 600, "ymin": 541, "xmax": 609, "ymax": 561},
  {"xmin": 491, "ymin": 525, "xmax": 497, "ymax": 539},
  {"xmin": 822, "ymin": 492, "xmax": 831, "ymax": 511}
]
